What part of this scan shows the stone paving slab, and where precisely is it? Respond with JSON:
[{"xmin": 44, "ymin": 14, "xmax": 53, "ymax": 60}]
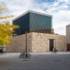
[{"xmin": 0, "ymin": 53, "xmax": 70, "ymax": 70}]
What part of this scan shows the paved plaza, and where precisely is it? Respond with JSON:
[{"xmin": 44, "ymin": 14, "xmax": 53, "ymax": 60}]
[{"xmin": 0, "ymin": 52, "xmax": 70, "ymax": 70}]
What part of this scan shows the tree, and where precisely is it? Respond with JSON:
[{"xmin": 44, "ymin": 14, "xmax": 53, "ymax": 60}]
[
  {"xmin": 0, "ymin": 22, "xmax": 18, "ymax": 46},
  {"xmin": 0, "ymin": 2, "xmax": 17, "ymax": 53}
]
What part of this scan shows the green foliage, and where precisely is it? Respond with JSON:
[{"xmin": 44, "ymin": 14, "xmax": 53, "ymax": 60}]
[{"xmin": 0, "ymin": 23, "xmax": 18, "ymax": 46}]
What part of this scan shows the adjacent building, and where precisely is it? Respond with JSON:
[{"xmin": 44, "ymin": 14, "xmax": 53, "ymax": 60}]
[{"xmin": 66, "ymin": 24, "xmax": 70, "ymax": 51}]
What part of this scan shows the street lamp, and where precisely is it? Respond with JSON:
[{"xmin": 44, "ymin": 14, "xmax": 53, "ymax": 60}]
[
  {"xmin": 19, "ymin": 32, "xmax": 31, "ymax": 58},
  {"xmin": 25, "ymin": 31, "xmax": 28, "ymax": 57},
  {"xmin": 25, "ymin": 31, "xmax": 31, "ymax": 58}
]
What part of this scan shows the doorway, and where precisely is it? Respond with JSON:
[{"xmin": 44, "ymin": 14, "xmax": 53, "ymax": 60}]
[
  {"xmin": 49, "ymin": 39, "xmax": 54, "ymax": 51},
  {"xmin": 0, "ymin": 47, "xmax": 3, "ymax": 53},
  {"xmin": 67, "ymin": 44, "xmax": 70, "ymax": 51}
]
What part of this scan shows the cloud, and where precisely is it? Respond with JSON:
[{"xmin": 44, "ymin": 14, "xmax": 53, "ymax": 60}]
[
  {"xmin": 0, "ymin": 0, "xmax": 32, "ymax": 15},
  {"xmin": 53, "ymin": 10, "xmax": 70, "ymax": 35},
  {"xmin": 0, "ymin": 0, "xmax": 70, "ymax": 35},
  {"xmin": 33, "ymin": 0, "xmax": 70, "ymax": 35}
]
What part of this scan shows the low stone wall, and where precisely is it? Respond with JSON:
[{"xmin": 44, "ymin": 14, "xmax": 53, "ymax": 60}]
[
  {"xmin": 6, "ymin": 32, "xmax": 66, "ymax": 53},
  {"xmin": 31, "ymin": 32, "xmax": 66, "ymax": 52},
  {"xmin": 6, "ymin": 33, "xmax": 32, "ymax": 52}
]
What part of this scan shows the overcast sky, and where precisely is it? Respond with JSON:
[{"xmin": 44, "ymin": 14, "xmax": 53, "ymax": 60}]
[{"xmin": 0, "ymin": 0, "xmax": 70, "ymax": 35}]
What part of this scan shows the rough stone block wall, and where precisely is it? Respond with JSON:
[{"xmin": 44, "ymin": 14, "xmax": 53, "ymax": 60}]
[
  {"xmin": 6, "ymin": 33, "xmax": 32, "ymax": 52},
  {"xmin": 31, "ymin": 32, "xmax": 66, "ymax": 52},
  {"xmin": 6, "ymin": 32, "xmax": 66, "ymax": 53}
]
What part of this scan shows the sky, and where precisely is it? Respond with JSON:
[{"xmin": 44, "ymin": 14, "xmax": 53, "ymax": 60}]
[{"xmin": 0, "ymin": 0, "xmax": 70, "ymax": 35}]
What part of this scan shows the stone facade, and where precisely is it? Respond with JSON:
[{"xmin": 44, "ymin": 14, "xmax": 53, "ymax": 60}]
[
  {"xmin": 6, "ymin": 32, "xmax": 66, "ymax": 53},
  {"xmin": 31, "ymin": 32, "xmax": 66, "ymax": 52},
  {"xmin": 66, "ymin": 25, "xmax": 70, "ymax": 51},
  {"xmin": 66, "ymin": 25, "xmax": 70, "ymax": 44},
  {"xmin": 6, "ymin": 33, "xmax": 32, "ymax": 52}
]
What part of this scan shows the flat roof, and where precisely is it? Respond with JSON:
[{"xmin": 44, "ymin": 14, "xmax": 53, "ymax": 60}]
[{"xmin": 13, "ymin": 10, "xmax": 52, "ymax": 21}]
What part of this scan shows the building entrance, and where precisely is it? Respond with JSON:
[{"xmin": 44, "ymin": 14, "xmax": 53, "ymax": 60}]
[
  {"xmin": 0, "ymin": 47, "xmax": 3, "ymax": 53},
  {"xmin": 49, "ymin": 39, "xmax": 54, "ymax": 51},
  {"xmin": 67, "ymin": 44, "xmax": 70, "ymax": 51}
]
